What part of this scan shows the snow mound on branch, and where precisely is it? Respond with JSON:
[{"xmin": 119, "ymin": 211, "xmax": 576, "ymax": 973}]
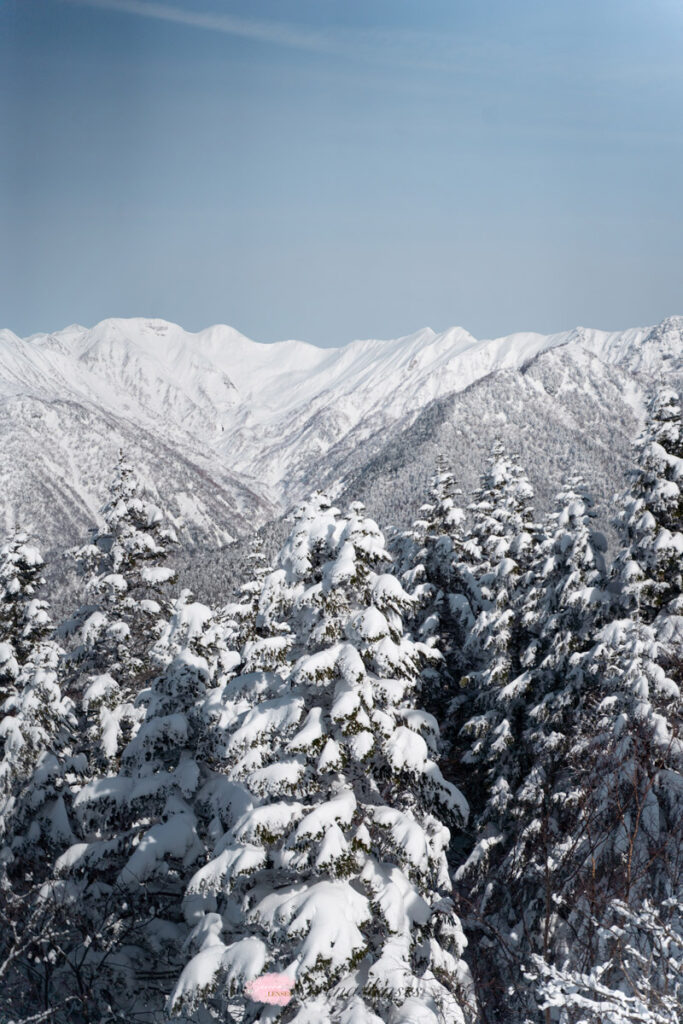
[
  {"xmin": 256, "ymin": 880, "xmax": 371, "ymax": 975},
  {"xmin": 169, "ymin": 935, "xmax": 268, "ymax": 1011}
]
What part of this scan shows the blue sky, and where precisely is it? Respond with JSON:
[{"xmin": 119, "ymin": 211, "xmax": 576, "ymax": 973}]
[{"xmin": 2, "ymin": 0, "xmax": 682, "ymax": 345}]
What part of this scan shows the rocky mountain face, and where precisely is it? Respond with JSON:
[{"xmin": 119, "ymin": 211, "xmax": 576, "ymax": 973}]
[{"xmin": 0, "ymin": 314, "xmax": 680, "ymax": 556}]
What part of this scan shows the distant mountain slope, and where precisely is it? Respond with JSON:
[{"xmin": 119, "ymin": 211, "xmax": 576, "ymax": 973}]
[
  {"xmin": 0, "ymin": 314, "xmax": 680, "ymax": 552},
  {"xmin": 335, "ymin": 345, "xmax": 649, "ymax": 533},
  {"xmin": 0, "ymin": 393, "xmax": 273, "ymax": 550}
]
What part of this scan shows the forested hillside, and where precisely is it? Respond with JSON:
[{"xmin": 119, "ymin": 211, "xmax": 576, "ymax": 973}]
[{"xmin": 0, "ymin": 386, "xmax": 680, "ymax": 1023}]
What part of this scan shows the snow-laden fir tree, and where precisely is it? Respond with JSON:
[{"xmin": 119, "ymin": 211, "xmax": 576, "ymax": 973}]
[
  {"xmin": 191, "ymin": 547, "xmax": 294, "ymax": 802},
  {"xmin": 455, "ymin": 478, "xmax": 611, "ymax": 1023},
  {"xmin": 0, "ymin": 624, "xmax": 74, "ymax": 859},
  {"xmin": 526, "ymin": 616, "xmax": 683, "ymax": 1023},
  {"xmin": 521, "ymin": 477, "xmax": 610, "ymax": 757},
  {"xmin": 448, "ymin": 448, "xmax": 539, "ymax": 1020},
  {"xmin": 614, "ymin": 387, "xmax": 683, "ymax": 626},
  {"xmin": 0, "ymin": 533, "xmax": 73, "ymax": 851},
  {"xmin": 524, "ymin": 391, "xmax": 683, "ymax": 1022},
  {"xmin": 0, "ymin": 530, "xmax": 53, "ymax": 701},
  {"xmin": 0, "ymin": 539, "xmax": 79, "ymax": 1023},
  {"xmin": 457, "ymin": 444, "xmax": 537, "ymax": 810},
  {"xmin": 47, "ymin": 591, "xmax": 245, "ymax": 1021},
  {"xmin": 467, "ymin": 442, "xmax": 535, "ymax": 568},
  {"xmin": 155, "ymin": 586, "xmax": 241, "ymax": 684},
  {"xmin": 170, "ymin": 499, "xmax": 476, "ymax": 1024},
  {"xmin": 531, "ymin": 898, "xmax": 681, "ymax": 1024},
  {"xmin": 223, "ymin": 540, "xmax": 293, "ymax": 676},
  {"xmin": 394, "ymin": 464, "xmax": 473, "ymax": 731},
  {"xmin": 0, "ymin": 652, "xmax": 76, "ymax": 1004},
  {"xmin": 280, "ymin": 491, "xmax": 357, "ymax": 652},
  {"xmin": 62, "ymin": 452, "xmax": 178, "ymax": 769}
]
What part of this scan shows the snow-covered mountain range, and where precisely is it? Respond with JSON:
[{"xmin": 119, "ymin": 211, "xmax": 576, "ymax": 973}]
[{"xmin": 1, "ymin": 315, "xmax": 681, "ymax": 550}]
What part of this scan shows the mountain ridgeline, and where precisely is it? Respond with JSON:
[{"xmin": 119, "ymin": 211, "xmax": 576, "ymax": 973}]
[{"xmin": 1, "ymin": 315, "xmax": 681, "ymax": 556}]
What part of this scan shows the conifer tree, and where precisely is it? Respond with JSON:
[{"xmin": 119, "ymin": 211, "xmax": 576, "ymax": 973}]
[
  {"xmin": 170, "ymin": 500, "xmax": 476, "ymax": 1024},
  {"xmin": 456, "ymin": 477, "xmax": 611, "ymax": 1022},
  {"xmin": 63, "ymin": 452, "xmax": 178, "ymax": 769},
  {"xmin": 525, "ymin": 391, "xmax": 683, "ymax": 1020},
  {"xmin": 0, "ymin": 534, "xmax": 73, "ymax": 852},
  {"xmin": 48, "ymin": 591, "xmax": 244, "ymax": 1021},
  {"xmin": 3, "ymin": 459, "xmax": 184, "ymax": 1019},
  {"xmin": 458, "ymin": 445, "xmax": 537, "ymax": 806},
  {"xmin": 396, "ymin": 464, "xmax": 473, "ymax": 732},
  {"xmin": 528, "ymin": 615, "xmax": 683, "ymax": 1022},
  {"xmin": 522, "ymin": 478, "xmax": 610, "ymax": 751},
  {"xmin": 614, "ymin": 387, "xmax": 683, "ymax": 625},
  {"xmin": 532, "ymin": 896, "xmax": 682, "ymax": 1024},
  {"xmin": 0, "ymin": 531, "xmax": 52, "ymax": 700},
  {"xmin": 225, "ymin": 541, "xmax": 293, "ymax": 676},
  {"xmin": 0, "ymin": 540, "xmax": 79, "ymax": 1023}
]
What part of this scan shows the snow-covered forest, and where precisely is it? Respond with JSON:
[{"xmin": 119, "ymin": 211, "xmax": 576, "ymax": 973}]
[{"xmin": 0, "ymin": 385, "xmax": 680, "ymax": 1024}]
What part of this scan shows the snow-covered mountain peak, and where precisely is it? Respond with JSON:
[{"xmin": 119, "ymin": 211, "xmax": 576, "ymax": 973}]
[
  {"xmin": 643, "ymin": 315, "xmax": 683, "ymax": 357},
  {"xmin": 10, "ymin": 313, "xmax": 677, "ymax": 396},
  {"xmin": 0, "ymin": 313, "xmax": 679, "ymax": 549}
]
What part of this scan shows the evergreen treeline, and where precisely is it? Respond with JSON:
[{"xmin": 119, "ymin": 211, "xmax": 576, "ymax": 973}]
[{"xmin": 0, "ymin": 390, "xmax": 680, "ymax": 1024}]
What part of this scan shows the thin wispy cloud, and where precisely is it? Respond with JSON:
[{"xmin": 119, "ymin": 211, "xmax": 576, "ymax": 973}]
[
  {"xmin": 64, "ymin": 0, "xmax": 382, "ymax": 58},
  {"xmin": 70, "ymin": 0, "xmax": 675, "ymax": 85},
  {"xmin": 61, "ymin": 0, "xmax": 477, "ymax": 73}
]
